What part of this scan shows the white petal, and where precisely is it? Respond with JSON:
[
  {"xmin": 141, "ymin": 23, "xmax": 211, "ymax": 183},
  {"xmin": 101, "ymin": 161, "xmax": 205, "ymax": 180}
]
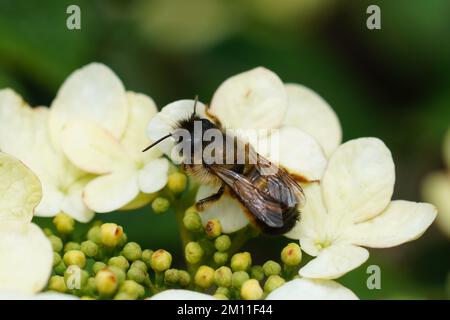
[
  {"xmin": 299, "ymin": 244, "xmax": 369, "ymax": 279},
  {"xmin": 210, "ymin": 67, "xmax": 287, "ymax": 130},
  {"xmin": 138, "ymin": 158, "xmax": 169, "ymax": 193},
  {"xmin": 0, "ymin": 152, "xmax": 42, "ymax": 223},
  {"xmin": 257, "ymin": 127, "xmax": 327, "ymax": 181},
  {"xmin": 282, "ymin": 84, "xmax": 342, "ymax": 156},
  {"xmin": 322, "ymin": 138, "xmax": 395, "ymax": 224},
  {"xmin": 35, "ymin": 184, "xmax": 64, "ymax": 217},
  {"xmin": 422, "ymin": 172, "xmax": 450, "ymax": 237},
  {"xmin": 0, "ymin": 222, "xmax": 52, "ymax": 294},
  {"xmin": 196, "ymin": 185, "xmax": 249, "ymax": 233},
  {"xmin": 150, "ymin": 289, "xmax": 216, "ymax": 300},
  {"xmin": 146, "ymin": 99, "xmax": 208, "ymax": 156},
  {"xmin": 266, "ymin": 278, "xmax": 358, "ymax": 300},
  {"xmin": 61, "ymin": 179, "xmax": 95, "ymax": 223},
  {"xmin": 49, "ymin": 63, "xmax": 128, "ymax": 147},
  {"xmin": 347, "ymin": 200, "xmax": 436, "ymax": 248},
  {"xmin": 61, "ymin": 121, "xmax": 128, "ymax": 174},
  {"xmin": 83, "ymin": 171, "xmax": 140, "ymax": 213}
]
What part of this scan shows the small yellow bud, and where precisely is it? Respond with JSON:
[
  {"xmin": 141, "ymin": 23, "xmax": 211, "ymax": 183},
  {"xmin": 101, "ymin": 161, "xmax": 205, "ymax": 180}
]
[
  {"xmin": 150, "ymin": 249, "xmax": 172, "ymax": 272},
  {"xmin": 48, "ymin": 275, "xmax": 67, "ymax": 293},
  {"xmin": 53, "ymin": 213, "xmax": 74, "ymax": 235},
  {"xmin": 241, "ymin": 279, "xmax": 263, "ymax": 300},
  {"xmin": 63, "ymin": 250, "xmax": 86, "ymax": 268},
  {"xmin": 194, "ymin": 265, "xmax": 215, "ymax": 289},
  {"xmin": 167, "ymin": 172, "xmax": 187, "ymax": 194},
  {"xmin": 100, "ymin": 223, "xmax": 123, "ymax": 247},
  {"xmin": 185, "ymin": 242, "xmax": 204, "ymax": 264},
  {"xmin": 214, "ymin": 266, "xmax": 232, "ymax": 287},
  {"xmin": 281, "ymin": 243, "xmax": 302, "ymax": 266},
  {"xmin": 264, "ymin": 275, "xmax": 285, "ymax": 293},
  {"xmin": 122, "ymin": 242, "xmax": 142, "ymax": 262},
  {"xmin": 205, "ymin": 219, "xmax": 222, "ymax": 238},
  {"xmin": 231, "ymin": 252, "xmax": 252, "ymax": 272},
  {"xmin": 95, "ymin": 269, "xmax": 118, "ymax": 296}
]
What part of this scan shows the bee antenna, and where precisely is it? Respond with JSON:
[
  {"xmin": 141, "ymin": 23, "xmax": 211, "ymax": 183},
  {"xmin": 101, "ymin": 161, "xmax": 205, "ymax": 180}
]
[
  {"xmin": 193, "ymin": 95, "xmax": 199, "ymax": 116},
  {"xmin": 142, "ymin": 133, "xmax": 172, "ymax": 152}
]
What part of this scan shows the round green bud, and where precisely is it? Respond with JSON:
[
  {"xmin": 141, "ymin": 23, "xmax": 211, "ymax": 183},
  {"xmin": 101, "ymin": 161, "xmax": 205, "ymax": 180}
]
[
  {"xmin": 151, "ymin": 197, "xmax": 170, "ymax": 214},
  {"xmin": 213, "ymin": 252, "xmax": 228, "ymax": 266},
  {"xmin": 231, "ymin": 252, "xmax": 252, "ymax": 272},
  {"xmin": 213, "ymin": 293, "xmax": 229, "ymax": 300},
  {"xmin": 205, "ymin": 219, "xmax": 222, "ymax": 238},
  {"xmin": 48, "ymin": 235, "xmax": 63, "ymax": 253},
  {"xmin": 214, "ymin": 235, "xmax": 231, "ymax": 252},
  {"xmin": 183, "ymin": 211, "xmax": 203, "ymax": 232},
  {"xmin": 150, "ymin": 249, "xmax": 172, "ymax": 272},
  {"xmin": 241, "ymin": 279, "xmax": 263, "ymax": 300},
  {"xmin": 54, "ymin": 261, "xmax": 67, "ymax": 276},
  {"xmin": 108, "ymin": 266, "xmax": 126, "ymax": 285},
  {"xmin": 164, "ymin": 269, "xmax": 179, "ymax": 285},
  {"xmin": 264, "ymin": 275, "xmax": 285, "ymax": 293},
  {"xmin": 130, "ymin": 260, "xmax": 147, "ymax": 272},
  {"xmin": 232, "ymin": 271, "xmax": 250, "ymax": 289},
  {"xmin": 263, "ymin": 260, "xmax": 281, "ymax": 276},
  {"xmin": 127, "ymin": 267, "xmax": 147, "ymax": 284},
  {"xmin": 53, "ymin": 213, "xmax": 74, "ymax": 235},
  {"xmin": 214, "ymin": 266, "xmax": 232, "ymax": 288},
  {"xmin": 141, "ymin": 249, "xmax": 154, "ymax": 268},
  {"xmin": 178, "ymin": 270, "xmax": 191, "ymax": 288},
  {"xmin": 48, "ymin": 275, "xmax": 67, "ymax": 293},
  {"xmin": 87, "ymin": 225, "xmax": 101, "ymax": 244},
  {"xmin": 82, "ymin": 277, "xmax": 97, "ymax": 296},
  {"xmin": 122, "ymin": 242, "xmax": 142, "ymax": 262},
  {"xmin": 114, "ymin": 292, "xmax": 134, "ymax": 300},
  {"xmin": 215, "ymin": 287, "xmax": 231, "ymax": 298},
  {"xmin": 100, "ymin": 223, "xmax": 123, "ymax": 247},
  {"xmin": 53, "ymin": 252, "xmax": 62, "ymax": 267},
  {"xmin": 120, "ymin": 280, "xmax": 145, "ymax": 299},
  {"xmin": 194, "ymin": 266, "xmax": 215, "ymax": 289},
  {"xmin": 64, "ymin": 241, "xmax": 81, "ymax": 253},
  {"xmin": 63, "ymin": 250, "xmax": 86, "ymax": 268},
  {"xmin": 118, "ymin": 232, "xmax": 128, "ymax": 248},
  {"xmin": 250, "ymin": 265, "xmax": 265, "ymax": 281},
  {"xmin": 81, "ymin": 240, "xmax": 98, "ymax": 258},
  {"xmin": 92, "ymin": 261, "xmax": 107, "ymax": 275},
  {"xmin": 167, "ymin": 172, "xmax": 187, "ymax": 194},
  {"xmin": 108, "ymin": 256, "xmax": 130, "ymax": 271},
  {"xmin": 95, "ymin": 269, "xmax": 118, "ymax": 296},
  {"xmin": 185, "ymin": 242, "xmax": 204, "ymax": 264},
  {"xmin": 281, "ymin": 243, "xmax": 302, "ymax": 266}
]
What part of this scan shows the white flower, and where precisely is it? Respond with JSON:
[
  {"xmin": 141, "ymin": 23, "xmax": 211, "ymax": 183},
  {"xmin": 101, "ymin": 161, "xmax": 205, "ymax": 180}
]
[
  {"xmin": 51, "ymin": 62, "xmax": 168, "ymax": 213},
  {"xmin": 0, "ymin": 89, "xmax": 93, "ymax": 222},
  {"xmin": 149, "ymin": 289, "xmax": 216, "ymax": 300},
  {"xmin": 286, "ymin": 138, "xmax": 437, "ymax": 279},
  {"xmin": 0, "ymin": 152, "xmax": 53, "ymax": 294},
  {"xmin": 266, "ymin": 278, "xmax": 358, "ymax": 300},
  {"xmin": 422, "ymin": 129, "xmax": 450, "ymax": 237},
  {"xmin": 147, "ymin": 67, "xmax": 341, "ymax": 233}
]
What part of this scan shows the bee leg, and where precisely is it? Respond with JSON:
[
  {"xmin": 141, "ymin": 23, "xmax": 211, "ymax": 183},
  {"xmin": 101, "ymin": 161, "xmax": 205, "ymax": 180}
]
[{"xmin": 196, "ymin": 186, "xmax": 224, "ymax": 211}]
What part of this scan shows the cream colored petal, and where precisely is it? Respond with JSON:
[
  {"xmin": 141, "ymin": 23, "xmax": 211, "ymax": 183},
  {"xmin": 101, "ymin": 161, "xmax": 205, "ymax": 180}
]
[
  {"xmin": 322, "ymin": 138, "xmax": 395, "ymax": 224},
  {"xmin": 282, "ymin": 84, "xmax": 342, "ymax": 157},
  {"xmin": 0, "ymin": 152, "xmax": 42, "ymax": 223},
  {"xmin": 49, "ymin": 63, "xmax": 128, "ymax": 148},
  {"xmin": 150, "ymin": 289, "xmax": 216, "ymax": 300},
  {"xmin": 138, "ymin": 158, "xmax": 169, "ymax": 194},
  {"xmin": 61, "ymin": 120, "xmax": 128, "ymax": 174},
  {"xmin": 444, "ymin": 129, "xmax": 450, "ymax": 168},
  {"xmin": 61, "ymin": 179, "xmax": 95, "ymax": 223},
  {"xmin": 266, "ymin": 278, "xmax": 358, "ymax": 300},
  {"xmin": 347, "ymin": 200, "xmax": 436, "ymax": 248},
  {"xmin": 299, "ymin": 244, "xmax": 369, "ymax": 279},
  {"xmin": 210, "ymin": 67, "xmax": 287, "ymax": 130},
  {"xmin": 83, "ymin": 171, "xmax": 140, "ymax": 213},
  {"xmin": 146, "ymin": 99, "xmax": 208, "ymax": 156},
  {"xmin": 0, "ymin": 222, "xmax": 52, "ymax": 294},
  {"xmin": 35, "ymin": 184, "xmax": 64, "ymax": 217},
  {"xmin": 257, "ymin": 127, "xmax": 327, "ymax": 182},
  {"xmin": 422, "ymin": 172, "xmax": 450, "ymax": 237},
  {"xmin": 196, "ymin": 185, "xmax": 249, "ymax": 233}
]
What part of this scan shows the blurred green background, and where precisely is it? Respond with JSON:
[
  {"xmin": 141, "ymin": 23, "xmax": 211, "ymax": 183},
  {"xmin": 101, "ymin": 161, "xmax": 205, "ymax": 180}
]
[{"xmin": 1, "ymin": 0, "xmax": 449, "ymax": 299}]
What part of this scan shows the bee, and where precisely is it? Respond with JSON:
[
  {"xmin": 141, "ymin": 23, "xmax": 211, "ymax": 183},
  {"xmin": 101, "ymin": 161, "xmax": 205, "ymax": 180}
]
[{"xmin": 143, "ymin": 99, "xmax": 305, "ymax": 235}]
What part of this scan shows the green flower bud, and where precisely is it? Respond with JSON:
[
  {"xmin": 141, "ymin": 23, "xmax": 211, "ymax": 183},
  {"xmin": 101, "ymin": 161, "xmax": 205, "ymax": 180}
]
[
  {"xmin": 232, "ymin": 271, "xmax": 249, "ymax": 289},
  {"xmin": 205, "ymin": 219, "xmax": 222, "ymax": 238},
  {"xmin": 108, "ymin": 266, "xmax": 126, "ymax": 285},
  {"xmin": 82, "ymin": 277, "xmax": 97, "ymax": 296},
  {"xmin": 120, "ymin": 280, "xmax": 145, "ymax": 299},
  {"xmin": 151, "ymin": 197, "xmax": 170, "ymax": 214},
  {"xmin": 114, "ymin": 292, "xmax": 134, "ymax": 300},
  {"xmin": 81, "ymin": 240, "xmax": 98, "ymax": 258},
  {"xmin": 48, "ymin": 235, "xmax": 63, "ymax": 253},
  {"xmin": 48, "ymin": 275, "xmax": 67, "ymax": 293},
  {"xmin": 127, "ymin": 267, "xmax": 147, "ymax": 284},
  {"xmin": 250, "ymin": 265, "xmax": 265, "ymax": 281},
  {"xmin": 214, "ymin": 235, "xmax": 231, "ymax": 252},
  {"xmin": 263, "ymin": 260, "xmax": 281, "ymax": 276},
  {"xmin": 100, "ymin": 223, "xmax": 123, "ymax": 247},
  {"xmin": 87, "ymin": 225, "xmax": 101, "ymax": 244},
  {"xmin": 167, "ymin": 172, "xmax": 187, "ymax": 194},
  {"xmin": 122, "ymin": 242, "xmax": 142, "ymax": 262},
  {"xmin": 95, "ymin": 269, "xmax": 118, "ymax": 296},
  {"xmin": 241, "ymin": 279, "xmax": 263, "ymax": 300},
  {"xmin": 164, "ymin": 269, "xmax": 179, "ymax": 285},
  {"xmin": 53, "ymin": 213, "xmax": 74, "ymax": 235},
  {"xmin": 64, "ymin": 241, "xmax": 81, "ymax": 253},
  {"xmin": 185, "ymin": 242, "xmax": 204, "ymax": 264},
  {"xmin": 178, "ymin": 270, "xmax": 191, "ymax": 288},
  {"xmin": 194, "ymin": 266, "xmax": 215, "ymax": 289},
  {"xmin": 213, "ymin": 293, "xmax": 229, "ymax": 300},
  {"xmin": 150, "ymin": 249, "xmax": 172, "ymax": 272},
  {"xmin": 53, "ymin": 252, "xmax": 62, "ymax": 267},
  {"xmin": 214, "ymin": 266, "xmax": 232, "ymax": 287},
  {"xmin": 215, "ymin": 287, "xmax": 231, "ymax": 298},
  {"xmin": 213, "ymin": 252, "xmax": 228, "ymax": 266},
  {"xmin": 141, "ymin": 249, "xmax": 154, "ymax": 268},
  {"xmin": 63, "ymin": 250, "xmax": 86, "ymax": 268},
  {"xmin": 118, "ymin": 232, "xmax": 128, "ymax": 248},
  {"xmin": 281, "ymin": 243, "xmax": 302, "ymax": 266},
  {"xmin": 264, "ymin": 275, "xmax": 285, "ymax": 293},
  {"xmin": 231, "ymin": 252, "xmax": 252, "ymax": 272},
  {"xmin": 92, "ymin": 261, "xmax": 107, "ymax": 275},
  {"xmin": 183, "ymin": 210, "xmax": 203, "ymax": 232},
  {"xmin": 54, "ymin": 261, "xmax": 67, "ymax": 276},
  {"xmin": 108, "ymin": 255, "xmax": 130, "ymax": 271},
  {"xmin": 130, "ymin": 260, "xmax": 147, "ymax": 272}
]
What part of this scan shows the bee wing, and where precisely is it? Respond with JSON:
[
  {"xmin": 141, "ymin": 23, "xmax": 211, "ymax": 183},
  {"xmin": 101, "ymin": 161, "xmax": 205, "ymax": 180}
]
[{"xmin": 210, "ymin": 165, "xmax": 284, "ymax": 228}]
